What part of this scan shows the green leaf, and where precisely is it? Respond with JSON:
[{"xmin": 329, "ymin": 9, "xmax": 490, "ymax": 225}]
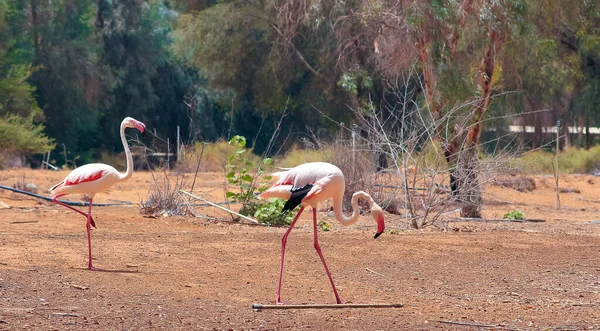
[
  {"xmin": 226, "ymin": 191, "xmax": 236, "ymax": 198},
  {"xmin": 241, "ymin": 174, "xmax": 253, "ymax": 182},
  {"xmin": 226, "ymin": 170, "xmax": 236, "ymax": 178}
]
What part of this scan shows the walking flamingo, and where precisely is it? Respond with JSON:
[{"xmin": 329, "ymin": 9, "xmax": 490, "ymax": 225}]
[
  {"xmin": 49, "ymin": 117, "xmax": 146, "ymax": 270},
  {"xmin": 259, "ymin": 162, "xmax": 385, "ymax": 304}
]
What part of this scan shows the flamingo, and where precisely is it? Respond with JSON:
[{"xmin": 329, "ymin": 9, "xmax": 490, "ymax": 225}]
[
  {"xmin": 259, "ymin": 162, "xmax": 385, "ymax": 304},
  {"xmin": 48, "ymin": 117, "xmax": 146, "ymax": 270}
]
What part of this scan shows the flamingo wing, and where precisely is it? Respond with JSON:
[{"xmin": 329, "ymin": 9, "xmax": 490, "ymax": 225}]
[
  {"xmin": 267, "ymin": 162, "xmax": 342, "ymax": 212},
  {"xmin": 282, "ymin": 184, "xmax": 314, "ymax": 212},
  {"xmin": 63, "ymin": 164, "xmax": 111, "ymax": 186},
  {"xmin": 49, "ymin": 163, "xmax": 118, "ymax": 197},
  {"xmin": 273, "ymin": 162, "xmax": 340, "ymax": 189}
]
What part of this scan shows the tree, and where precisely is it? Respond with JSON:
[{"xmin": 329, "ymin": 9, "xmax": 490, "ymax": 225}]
[{"xmin": 0, "ymin": 0, "xmax": 54, "ymax": 163}]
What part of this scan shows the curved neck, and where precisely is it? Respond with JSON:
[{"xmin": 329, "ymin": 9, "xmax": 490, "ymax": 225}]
[
  {"xmin": 119, "ymin": 122, "xmax": 133, "ymax": 181},
  {"xmin": 332, "ymin": 191, "xmax": 373, "ymax": 226}
]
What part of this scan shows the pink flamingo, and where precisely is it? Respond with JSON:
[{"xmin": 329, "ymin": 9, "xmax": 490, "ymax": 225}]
[
  {"xmin": 49, "ymin": 117, "xmax": 146, "ymax": 270},
  {"xmin": 259, "ymin": 162, "xmax": 385, "ymax": 304}
]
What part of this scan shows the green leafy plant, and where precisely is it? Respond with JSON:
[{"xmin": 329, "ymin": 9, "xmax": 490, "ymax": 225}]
[
  {"xmin": 254, "ymin": 199, "xmax": 293, "ymax": 226},
  {"xmin": 318, "ymin": 220, "xmax": 331, "ymax": 232},
  {"xmin": 503, "ymin": 209, "xmax": 525, "ymax": 220},
  {"xmin": 225, "ymin": 135, "xmax": 292, "ymax": 225}
]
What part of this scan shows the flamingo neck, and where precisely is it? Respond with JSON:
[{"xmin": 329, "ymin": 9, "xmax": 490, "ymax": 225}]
[
  {"xmin": 119, "ymin": 121, "xmax": 133, "ymax": 181},
  {"xmin": 332, "ymin": 191, "xmax": 373, "ymax": 226}
]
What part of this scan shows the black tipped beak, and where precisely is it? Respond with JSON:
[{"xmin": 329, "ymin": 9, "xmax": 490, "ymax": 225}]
[
  {"xmin": 142, "ymin": 130, "xmax": 146, "ymax": 138},
  {"xmin": 374, "ymin": 231, "xmax": 383, "ymax": 239}
]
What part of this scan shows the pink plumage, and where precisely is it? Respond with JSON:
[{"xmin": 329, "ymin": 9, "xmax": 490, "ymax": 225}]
[
  {"xmin": 259, "ymin": 162, "xmax": 385, "ymax": 304},
  {"xmin": 49, "ymin": 117, "xmax": 146, "ymax": 270}
]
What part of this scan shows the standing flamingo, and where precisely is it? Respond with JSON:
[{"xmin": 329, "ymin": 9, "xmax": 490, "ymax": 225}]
[
  {"xmin": 259, "ymin": 162, "xmax": 385, "ymax": 304},
  {"xmin": 49, "ymin": 117, "xmax": 146, "ymax": 270}
]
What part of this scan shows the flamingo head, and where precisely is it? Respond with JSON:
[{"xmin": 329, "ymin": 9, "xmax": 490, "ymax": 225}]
[
  {"xmin": 123, "ymin": 117, "xmax": 146, "ymax": 137},
  {"xmin": 371, "ymin": 201, "xmax": 385, "ymax": 239}
]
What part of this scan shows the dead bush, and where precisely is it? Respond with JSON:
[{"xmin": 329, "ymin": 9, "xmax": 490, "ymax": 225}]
[
  {"xmin": 329, "ymin": 142, "xmax": 379, "ymax": 211},
  {"xmin": 140, "ymin": 169, "xmax": 194, "ymax": 217},
  {"xmin": 12, "ymin": 175, "xmax": 38, "ymax": 199}
]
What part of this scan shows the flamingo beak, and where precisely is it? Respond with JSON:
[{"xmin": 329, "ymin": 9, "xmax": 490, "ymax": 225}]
[
  {"xmin": 135, "ymin": 121, "xmax": 146, "ymax": 137},
  {"xmin": 374, "ymin": 213, "xmax": 385, "ymax": 239}
]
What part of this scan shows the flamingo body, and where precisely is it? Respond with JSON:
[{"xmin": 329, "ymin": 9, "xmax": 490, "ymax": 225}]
[
  {"xmin": 259, "ymin": 162, "xmax": 385, "ymax": 304},
  {"xmin": 49, "ymin": 117, "xmax": 145, "ymax": 270},
  {"xmin": 50, "ymin": 163, "xmax": 122, "ymax": 196}
]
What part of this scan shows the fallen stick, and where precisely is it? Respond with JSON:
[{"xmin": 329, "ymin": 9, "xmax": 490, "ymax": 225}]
[
  {"xmin": 65, "ymin": 283, "xmax": 88, "ymax": 290},
  {"xmin": 252, "ymin": 303, "xmax": 403, "ymax": 310},
  {"xmin": 431, "ymin": 319, "xmax": 518, "ymax": 330},
  {"xmin": 449, "ymin": 217, "xmax": 545, "ymax": 223},
  {"xmin": 52, "ymin": 312, "xmax": 80, "ymax": 317},
  {"xmin": 0, "ymin": 185, "xmax": 133, "ymax": 207},
  {"xmin": 181, "ymin": 190, "xmax": 259, "ymax": 224},
  {"xmin": 42, "ymin": 161, "xmax": 59, "ymax": 171},
  {"xmin": 10, "ymin": 221, "xmax": 38, "ymax": 224},
  {"xmin": 365, "ymin": 268, "xmax": 386, "ymax": 278}
]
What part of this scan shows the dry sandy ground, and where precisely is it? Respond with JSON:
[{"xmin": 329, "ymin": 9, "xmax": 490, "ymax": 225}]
[{"xmin": 0, "ymin": 169, "xmax": 599, "ymax": 330}]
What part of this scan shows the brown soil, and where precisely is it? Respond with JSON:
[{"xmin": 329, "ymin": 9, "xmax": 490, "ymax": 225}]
[{"xmin": 1, "ymin": 169, "xmax": 600, "ymax": 330}]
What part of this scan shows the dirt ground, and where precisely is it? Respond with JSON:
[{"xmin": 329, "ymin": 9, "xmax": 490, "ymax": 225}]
[{"xmin": 1, "ymin": 169, "xmax": 600, "ymax": 330}]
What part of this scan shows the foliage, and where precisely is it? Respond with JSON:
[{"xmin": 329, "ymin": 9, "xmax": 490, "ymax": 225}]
[
  {"xmin": 317, "ymin": 220, "xmax": 331, "ymax": 232},
  {"xmin": 254, "ymin": 198, "xmax": 293, "ymax": 226},
  {"xmin": 503, "ymin": 209, "xmax": 525, "ymax": 220},
  {"xmin": 518, "ymin": 147, "xmax": 600, "ymax": 174},
  {"xmin": 0, "ymin": 0, "xmax": 599, "ymax": 175},
  {"xmin": 276, "ymin": 145, "xmax": 333, "ymax": 168},
  {"xmin": 225, "ymin": 135, "xmax": 292, "ymax": 225},
  {"xmin": 0, "ymin": 115, "xmax": 55, "ymax": 155}
]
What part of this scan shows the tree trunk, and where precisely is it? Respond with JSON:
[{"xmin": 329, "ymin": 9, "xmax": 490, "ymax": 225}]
[
  {"xmin": 562, "ymin": 117, "xmax": 570, "ymax": 150},
  {"xmin": 585, "ymin": 115, "xmax": 591, "ymax": 150},
  {"xmin": 450, "ymin": 29, "xmax": 502, "ymax": 218},
  {"xmin": 576, "ymin": 116, "xmax": 583, "ymax": 147},
  {"xmin": 30, "ymin": 0, "xmax": 40, "ymax": 63},
  {"xmin": 455, "ymin": 146, "xmax": 482, "ymax": 218}
]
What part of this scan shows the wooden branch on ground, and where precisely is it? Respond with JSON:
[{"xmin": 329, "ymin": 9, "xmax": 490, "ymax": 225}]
[
  {"xmin": 181, "ymin": 190, "xmax": 259, "ymax": 224},
  {"xmin": 431, "ymin": 319, "xmax": 519, "ymax": 330},
  {"xmin": 252, "ymin": 303, "xmax": 403, "ymax": 310},
  {"xmin": 0, "ymin": 185, "xmax": 133, "ymax": 207},
  {"xmin": 10, "ymin": 221, "xmax": 38, "ymax": 224},
  {"xmin": 365, "ymin": 267, "xmax": 386, "ymax": 278},
  {"xmin": 449, "ymin": 217, "xmax": 545, "ymax": 223}
]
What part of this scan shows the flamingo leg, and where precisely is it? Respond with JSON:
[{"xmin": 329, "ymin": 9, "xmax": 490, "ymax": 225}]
[
  {"xmin": 312, "ymin": 208, "xmax": 342, "ymax": 304},
  {"xmin": 86, "ymin": 198, "xmax": 95, "ymax": 270},
  {"xmin": 277, "ymin": 206, "xmax": 305, "ymax": 304},
  {"xmin": 52, "ymin": 195, "xmax": 96, "ymax": 228}
]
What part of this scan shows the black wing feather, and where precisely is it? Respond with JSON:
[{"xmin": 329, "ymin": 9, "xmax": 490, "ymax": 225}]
[{"xmin": 282, "ymin": 184, "xmax": 313, "ymax": 213}]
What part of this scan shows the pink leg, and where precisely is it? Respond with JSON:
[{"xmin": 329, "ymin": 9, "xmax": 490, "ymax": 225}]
[
  {"xmin": 276, "ymin": 206, "xmax": 305, "ymax": 304},
  {"xmin": 86, "ymin": 199, "xmax": 94, "ymax": 270},
  {"xmin": 52, "ymin": 195, "xmax": 96, "ymax": 228},
  {"xmin": 312, "ymin": 208, "xmax": 342, "ymax": 304}
]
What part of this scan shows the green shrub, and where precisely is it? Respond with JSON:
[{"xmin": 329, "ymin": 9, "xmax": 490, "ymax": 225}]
[
  {"xmin": 0, "ymin": 115, "xmax": 54, "ymax": 154},
  {"xmin": 518, "ymin": 147, "xmax": 600, "ymax": 174},
  {"xmin": 225, "ymin": 135, "xmax": 292, "ymax": 225},
  {"xmin": 503, "ymin": 209, "xmax": 525, "ymax": 220}
]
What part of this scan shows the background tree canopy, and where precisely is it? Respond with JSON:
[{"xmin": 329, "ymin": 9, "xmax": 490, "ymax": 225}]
[{"xmin": 1, "ymin": 0, "xmax": 599, "ymax": 167}]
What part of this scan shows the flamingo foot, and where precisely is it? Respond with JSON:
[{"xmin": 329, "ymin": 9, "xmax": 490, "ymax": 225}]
[{"xmin": 90, "ymin": 217, "xmax": 96, "ymax": 229}]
